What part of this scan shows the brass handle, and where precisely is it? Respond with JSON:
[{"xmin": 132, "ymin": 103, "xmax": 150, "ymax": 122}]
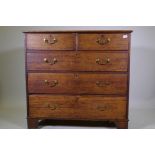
[
  {"xmin": 96, "ymin": 35, "xmax": 111, "ymax": 45},
  {"xmin": 43, "ymin": 35, "xmax": 57, "ymax": 44},
  {"xmin": 44, "ymin": 80, "xmax": 58, "ymax": 87},
  {"xmin": 48, "ymin": 104, "xmax": 57, "ymax": 110},
  {"xmin": 96, "ymin": 58, "xmax": 110, "ymax": 65},
  {"xmin": 96, "ymin": 81, "xmax": 111, "ymax": 87},
  {"xmin": 43, "ymin": 58, "xmax": 48, "ymax": 63},
  {"xmin": 97, "ymin": 106, "xmax": 108, "ymax": 111},
  {"xmin": 43, "ymin": 58, "xmax": 57, "ymax": 65}
]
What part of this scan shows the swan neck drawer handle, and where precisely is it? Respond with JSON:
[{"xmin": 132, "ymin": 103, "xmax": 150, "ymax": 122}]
[
  {"xmin": 96, "ymin": 58, "xmax": 110, "ymax": 65},
  {"xmin": 43, "ymin": 58, "xmax": 57, "ymax": 65},
  {"xmin": 44, "ymin": 80, "xmax": 58, "ymax": 87},
  {"xmin": 96, "ymin": 35, "xmax": 111, "ymax": 45},
  {"xmin": 96, "ymin": 81, "xmax": 111, "ymax": 87},
  {"xmin": 48, "ymin": 104, "xmax": 57, "ymax": 110},
  {"xmin": 43, "ymin": 35, "xmax": 57, "ymax": 44}
]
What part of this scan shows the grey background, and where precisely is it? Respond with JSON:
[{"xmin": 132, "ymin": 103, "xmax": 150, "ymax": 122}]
[{"xmin": 0, "ymin": 26, "xmax": 155, "ymax": 128}]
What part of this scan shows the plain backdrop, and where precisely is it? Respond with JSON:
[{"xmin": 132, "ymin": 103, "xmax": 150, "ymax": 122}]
[{"xmin": 0, "ymin": 26, "xmax": 155, "ymax": 128}]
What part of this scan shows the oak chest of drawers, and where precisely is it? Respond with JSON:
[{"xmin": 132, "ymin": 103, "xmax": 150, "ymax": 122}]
[{"xmin": 24, "ymin": 30, "xmax": 132, "ymax": 129}]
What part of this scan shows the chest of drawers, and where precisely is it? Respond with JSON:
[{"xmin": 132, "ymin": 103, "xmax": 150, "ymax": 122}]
[{"xmin": 24, "ymin": 30, "xmax": 132, "ymax": 129}]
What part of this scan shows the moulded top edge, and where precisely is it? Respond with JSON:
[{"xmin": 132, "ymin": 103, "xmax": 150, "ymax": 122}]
[{"xmin": 23, "ymin": 30, "xmax": 133, "ymax": 33}]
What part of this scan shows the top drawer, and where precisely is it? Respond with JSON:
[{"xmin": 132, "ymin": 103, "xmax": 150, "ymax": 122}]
[
  {"xmin": 26, "ymin": 33, "xmax": 75, "ymax": 50},
  {"xmin": 78, "ymin": 33, "xmax": 129, "ymax": 51}
]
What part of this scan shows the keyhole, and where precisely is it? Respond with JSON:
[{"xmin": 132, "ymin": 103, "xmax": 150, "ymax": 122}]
[
  {"xmin": 75, "ymin": 53, "xmax": 80, "ymax": 58},
  {"xmin": 74, "ymin": 73, "xmax": 79, "ymax": 79}
]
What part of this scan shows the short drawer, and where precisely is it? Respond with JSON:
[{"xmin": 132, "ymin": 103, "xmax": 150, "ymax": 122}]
[
  {"xmin": 29, "ymin": 95, "xmax": 127, "ymax": 119},
  {"xmin": 78, "ymin": 33, "xmax": 129, "ymax": 50},
  {"xmin": 28, "ymin": 73, "xmax": 127, "ymax": 95},
  {"xmin": 27, "ymin": 52, "xmax": 128, "ymax": 72},
  {"xmin": 26, "ymin": 33, "xmax": 75, "ymax": 50}
]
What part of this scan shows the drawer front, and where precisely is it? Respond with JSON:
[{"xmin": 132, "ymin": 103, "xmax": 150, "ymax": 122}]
[
  {"xmin": 78, "ymin": 33, "xmax": 129, "ymax": 50},
  {"xmin": 27, "ymin": 52, "xmax": 128, "ymax": 72},
  {"xmin": 26, "ymin": 33, "xmax": 75, "ymax": 50},
  {"xmin": 29, "ymin": 95, "xmax": 127, "ymax": 119},
  {"xmin": 28, "ymin": 73, "xmax": 127, "ymax": 95}
]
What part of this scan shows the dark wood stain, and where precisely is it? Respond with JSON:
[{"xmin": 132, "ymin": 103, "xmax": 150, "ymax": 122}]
[
  {"xmin": 25, "ymin": 30, "xmax": 132, "ymax": 129},
  {"xmin": 28, "ymin": 73, "xmax": 127, "ymax": 95},
  {"xmin": 27, "ymin": 52, "xmax": 128, "ymax": 72},
  {"xmin": 29, "ymin": 95, "xmax": 127, "ymax": 120}
]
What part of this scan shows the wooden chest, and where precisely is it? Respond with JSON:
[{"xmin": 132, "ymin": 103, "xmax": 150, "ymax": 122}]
[{"xmin": 24, "ymin": 30, "xmax": 132, "ymax": 129}]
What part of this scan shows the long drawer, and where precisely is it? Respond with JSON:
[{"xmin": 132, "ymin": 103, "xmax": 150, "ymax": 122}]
[
  {"xmin": 28, "ymin": 73, "xmax": 127, "ymax": 95},
  {"xmin": 29, "ymin": 95, "xmax": 127, "ymax": 120},
  {"xmin": 27, "ymin": 52, "xmax": 128, "ymax": 72}
]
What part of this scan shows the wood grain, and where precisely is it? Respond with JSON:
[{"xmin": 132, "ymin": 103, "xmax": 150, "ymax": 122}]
[
  {"xmin": 28, "ymin": 73, "xmax": 127, "ymax": 95},
  {"xmin": 26, "ymin": 33, "xmax": 75, "ymax": 50},
  {"xmin": 25, "ymin": 30, "xmax": 132, "ymax": 129},
  {"xmin": 27, "ymin": 51, "xmax": 128, "ymax": 72},
  {"xmin": 29, "ymin": 95, "xmax": 127, "ymax": 120},
  {"xmin": 78, "ymin": 33, "xmax": 129, "ymax": 50}
]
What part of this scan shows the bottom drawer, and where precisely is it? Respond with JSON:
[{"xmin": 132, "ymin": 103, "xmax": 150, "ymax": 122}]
[{"xmin": 29, "ymin": 95, "xmax": 127, "ymax": 120}]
